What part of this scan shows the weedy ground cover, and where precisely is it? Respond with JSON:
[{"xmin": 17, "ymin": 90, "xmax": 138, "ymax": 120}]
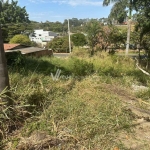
[{"xmin": 1, "ymin": 49, "xmax": 150, "ymax": 149}]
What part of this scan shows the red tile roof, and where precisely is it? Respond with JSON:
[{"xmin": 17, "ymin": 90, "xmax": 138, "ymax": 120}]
[{"xmin": 4, "ymin": 44, "xmax": 20, "ymax": 51}]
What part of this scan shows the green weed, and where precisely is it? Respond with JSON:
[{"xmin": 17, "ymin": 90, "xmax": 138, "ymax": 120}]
[{"xmin": 2, "ymin": 51, "xmax": 150, "ymax": 149}]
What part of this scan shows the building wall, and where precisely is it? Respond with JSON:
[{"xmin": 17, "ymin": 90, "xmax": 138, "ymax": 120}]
[
  {"xmin": 25, "ymin": 49, "xmax": 53, "ymax": 57},
  {"xmin": 29, "ymin": 29, "xmax": 57, "ymax": 45}
]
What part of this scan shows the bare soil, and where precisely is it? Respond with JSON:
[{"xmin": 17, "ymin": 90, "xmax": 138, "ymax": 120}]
[{"xmin": 102, "ymin": 83, "xmax": 150, "ymax": 150}]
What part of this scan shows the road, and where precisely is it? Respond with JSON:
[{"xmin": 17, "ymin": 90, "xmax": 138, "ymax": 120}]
[
  {"xmin": 116, "ymin": 53, "xmax": 138, "ymax": 57},
  {"xmin": 53, "ymin": 52, "xmax": 146, "ymax": 59},
  {"xmin": 116, "ymin": 53, "xmax": 147, "ymax": 59},
  {"xmin": 53, "ymin": 53, "xmax": 70, "ymax": 58}
]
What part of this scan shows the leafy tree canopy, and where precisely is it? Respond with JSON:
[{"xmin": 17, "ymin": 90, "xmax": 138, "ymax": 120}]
[
  {"xmin": 108, "ymin": 0, "xmax": 127, "ymax": 24},
  {"xmin": 71, "ymin": 33, "xmax": 87, "ymax": 47},
  {"xmin": 0, "ymin": 0, "xmax": 30, "ymax": 42},
  {"xmin": 133, "ymin": 0, "xmax": 150, "ymax": 51},
  {"xmin": 0, "ymin": 0, "xmax": 29, "ymax": 24},
  {"xmin": 9, "ymin": 34, "xmax": 32, "ymax": 46},
  {"xmin": 47, "ymin": 36, "xmax": 73, "ymax": 53}
]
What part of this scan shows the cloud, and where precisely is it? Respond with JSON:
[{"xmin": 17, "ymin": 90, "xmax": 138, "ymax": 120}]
[
  {"xmin": 28, "ymin": 0, "xmax": 47, "ymax": 3},
  {"xmin": 28, "ymin": 11, "xmax": 52, "ymax": 19},
  {"xmin": 28, "ymin": 11, "xmax": 67, "ymax": 22},
  {"xmin": 28, "ymin": 0, "xmax": 103, "ymax": 6},
  {"xmin": 60, "ymin": 0, "xmax": 103, "ymax": 6}
]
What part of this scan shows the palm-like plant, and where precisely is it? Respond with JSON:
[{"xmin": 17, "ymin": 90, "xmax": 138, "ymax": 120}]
[
  {"xmin": 108, "ymin": 0, "xmax": 128, "ymax": 24},
  {"xmin": 86, "ymin": 20, "xmax": 102, "ymax": 56}
]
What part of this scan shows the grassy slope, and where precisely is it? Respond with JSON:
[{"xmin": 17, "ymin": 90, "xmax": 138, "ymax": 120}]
[{"xmin": 1, "ymin": 49, "xmax": 150, "ymax": 149}]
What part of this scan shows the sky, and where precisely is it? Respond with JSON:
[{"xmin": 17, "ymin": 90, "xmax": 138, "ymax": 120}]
[{"xmin": 17, "ymin": 0, "xmax": 113, "ymax": 23}]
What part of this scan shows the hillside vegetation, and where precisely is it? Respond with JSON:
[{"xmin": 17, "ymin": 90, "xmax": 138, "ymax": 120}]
[{"xmin": 1, "ymin": 49, "xmax": 150, "ymax": 150}]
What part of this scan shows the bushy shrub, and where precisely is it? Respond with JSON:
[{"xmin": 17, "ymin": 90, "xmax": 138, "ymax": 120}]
[
  {"xmin": 5, "ymin": 51, "xmax": 26, "ymax": 67},
  {"xmin": 70, "ymin": 58, "xmax": 94, "ymax": 76},
  {"xmin": 71, "ymin": 47, "xmax": 90, "ymax": 57},
  {"xmin": 47, "ymin": 36, "xmax": 73, "ymax": 53},
  {"xmin": 71, "ymin": 33, "xmax": 87, "ymax": 47},
  {"xmin": 9, "ymin": 34, "xmax": 32, "ymax": 46},
  {"xmin": 25, "ymin": 90, "xmax": 48, "ymax": 112}
]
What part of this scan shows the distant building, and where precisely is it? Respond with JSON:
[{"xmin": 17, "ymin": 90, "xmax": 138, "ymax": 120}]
[
  {"xmin": 4, "ymin": 43, "xmax": 53, "ymax": 57},
  {"xmin": 29, "ymin": 29, "xmax": 58, "ymax": 47}
]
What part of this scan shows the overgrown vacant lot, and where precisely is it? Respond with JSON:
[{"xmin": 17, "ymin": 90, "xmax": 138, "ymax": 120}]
[{"xmin": 1, "ymin": 50, "xmax": 150, "ymax": 150}]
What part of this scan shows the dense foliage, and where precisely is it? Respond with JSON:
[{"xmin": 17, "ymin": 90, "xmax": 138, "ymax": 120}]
[
  {"xmin": 71, "ymin": 33, "xmax": 87, "ymax": 47},
  {"xmin": 0, "ymin": 0, "xmax": 30, "ymax": 42},
  {"xmin": 85, "ymin": 20, "xmax": 102, "ymax": 55},
  {"xmin": 9, "ymin": 34, "xmax": 32, "ymax": 45},
  {"xmin": 96, "ymin": 25, "xmax": 127, "ymax": 51},
  {"xmin": 47, "ymin": 36, "xmax": 73, "ymax": 53},
  {"xmin": 108, "ymin": 0, "xmax": 127, "ymax": 24},
  {"xmin": 134, "ymin": 0, "xmax": 150, "ymax": 43},
  {"xmin": 0, "ymin": 0, "xmax": 29, "ymax": 24}
]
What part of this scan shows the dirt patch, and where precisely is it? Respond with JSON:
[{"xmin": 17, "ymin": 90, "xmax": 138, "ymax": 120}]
[
  {"xmin": 7, "ymin": 131, "xmax": 63, "ymax": 150},
  {"xmin": 98, "ymin": 83, "xmax": 137, "ymax": 103},
  {"xmin": 118, "ymin": 118, "xmax": 150, "ymax": 150},
  {"xmin": 100, "ymin": 83, "xmax": 150, "ymax": 149}
]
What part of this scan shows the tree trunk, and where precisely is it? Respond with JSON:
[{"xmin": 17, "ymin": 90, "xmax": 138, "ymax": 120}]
[
  {"xmin": 125, "ymin": 0, "xmax": 132, "ymax": 56},
  {"xmin": 125, "ymin": 19, "xmax": 131, "ymax": 56},
  {"xmin": 0, "ymin": 27, "xmax": 12, "ymax": 105}
]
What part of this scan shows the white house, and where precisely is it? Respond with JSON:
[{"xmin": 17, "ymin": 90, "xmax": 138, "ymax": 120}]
[{"xmin": 29, "ymin": 29, "xmax": 57, "ymax": 47}]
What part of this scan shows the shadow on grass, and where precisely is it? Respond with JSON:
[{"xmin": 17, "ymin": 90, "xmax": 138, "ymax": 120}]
[{"xmin": 8, "ymin": 56, "xmax": 72, "ymax": 77}]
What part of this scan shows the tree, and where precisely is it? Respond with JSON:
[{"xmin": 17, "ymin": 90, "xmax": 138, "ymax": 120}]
[
  {"xmin": 103, "ymin": 0, "xmax": 133, "ymax": 55},
  {"xmin": 108, "ymin": 0, "xmax": 127, "ymax": 24},
  {"xmin": 71, "ymin": 33, "xmax": 87, "ymax": 47},
  {"xmin": 86, "ymin": 20, "xmax": 102, "ymax": 56},
  {"xmin": 0, "ymin": 0, "xmax": 29, "ymax": 24},
  {"xmin": 9, "ymin": 34, "xmax": 32, "ymax": 45},
  {"xmin": 95, "ymin": 25, "xmax": 126, "ymax": 51},
  {"xmin": 47, "ymin": 36, "xmax": 73, "ymax": 53},
  {"xmin": 133, "ymin": 0, "xmax": 150, "ymax": 63},
  {"xmin": 0, "ymin": 0, "xmax": 29, "ymax": 105},
  {"xmin": 133, "ymin": 0, "xmax": 150, "ymax": 43},
  {"xmin": 0, "ymin": 0, "xmax": 30, "ymax": 42}
]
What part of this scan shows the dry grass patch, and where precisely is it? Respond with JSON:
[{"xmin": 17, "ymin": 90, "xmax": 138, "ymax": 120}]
[
  {"xmin": 2, "ymin": 53, "xmax": 150, "ymax": 149},
  {"xmin": 16, "ymin": 77, "xmax": 133, "ymax": 150}
]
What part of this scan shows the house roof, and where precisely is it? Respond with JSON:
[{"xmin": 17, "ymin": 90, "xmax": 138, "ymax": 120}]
[
  {"xmin": 6, "ymin": 47, "xmax": 46, "ymax": 54},
  {"xmin": 48, "ymin": 31, "xmax": 57, "ymax": 37},
  {"xmin": 4, "ymin": 44, "xmax": 20, "ymax": 51},
  {"xmin": 4, "ymin": 44, "xmax": 31, "ymax": 51}
]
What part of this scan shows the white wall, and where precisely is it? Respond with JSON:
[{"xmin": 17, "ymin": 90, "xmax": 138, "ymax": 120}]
[{"xmin": 29, "ymin": 29, "xmax": 56, "ymax": 46}]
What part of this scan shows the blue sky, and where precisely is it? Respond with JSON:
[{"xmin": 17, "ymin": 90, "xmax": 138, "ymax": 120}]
[{"xmin": 17, "ymin": 0, "xmax": 113, "ymax": 23}]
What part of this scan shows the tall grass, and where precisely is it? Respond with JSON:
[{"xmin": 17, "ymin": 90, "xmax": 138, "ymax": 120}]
[{"xmin": 1, "ymin": 50, "xmax": 150, "ymax": 149}]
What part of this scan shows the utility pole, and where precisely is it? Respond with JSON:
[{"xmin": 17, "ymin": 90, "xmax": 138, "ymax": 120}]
[{"xmin": 68, "ymin": 19, "xmax": 71, "ymax": 53}]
